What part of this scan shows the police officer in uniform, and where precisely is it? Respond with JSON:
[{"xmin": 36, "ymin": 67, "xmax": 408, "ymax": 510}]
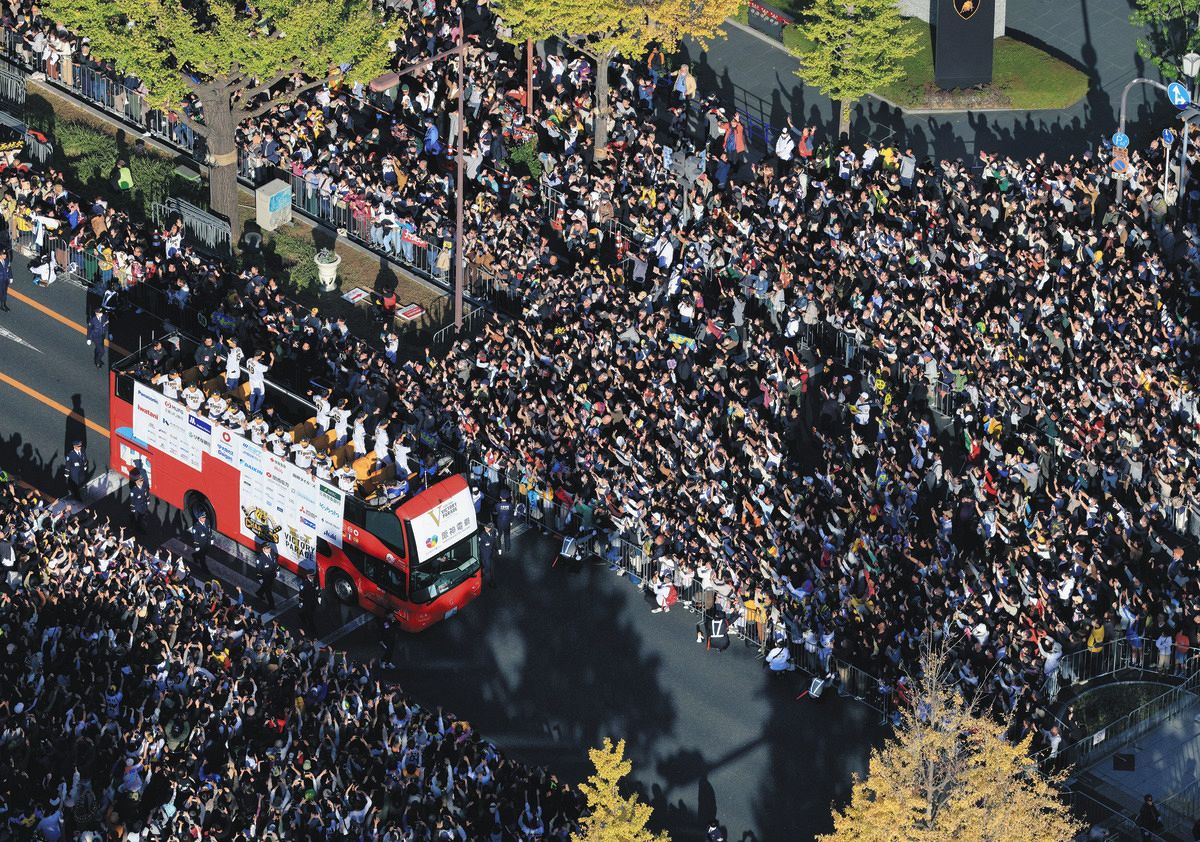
[
  {"xmin": 62, "ymin": 440, "xmax": 89, "ymax": 500},
  {"xmin": 188, "ymin": 509, "xmax": 214, "ymax": 575},
  {"xmin": 86, "ymin": 308, "xmax": 108, "ymax": 369},
  {"xmin": 298, "ymin": 566, "xmax": 320, "ymax": 634},
  {"xmin": 128, "ymin": 472, "xmax": 151, "ymax": 533},
  {"xmin": 494, "ymin": 488, "xmax": 514, "ymax": 554},
  {"xmin": 478, "ymin": 522, "xmax": 496, "ymax": 586},
  {"xmin": 705, "ymin": 819, "xmax": 728, "ymax": 842},
  {"xmin": 254, "ymin": 540, "xmax": 279, "ymax": 609}
]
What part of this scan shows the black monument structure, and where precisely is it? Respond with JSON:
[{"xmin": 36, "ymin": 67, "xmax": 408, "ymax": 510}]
[{"xmin": 934, "ymin": 0, "xmax": 995, "ymax": 89}]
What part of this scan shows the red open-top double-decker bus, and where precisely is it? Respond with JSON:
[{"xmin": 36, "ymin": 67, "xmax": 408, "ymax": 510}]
[{"xmin": 108, "ymin": 333, "xmax": 481, "ymax": 631}]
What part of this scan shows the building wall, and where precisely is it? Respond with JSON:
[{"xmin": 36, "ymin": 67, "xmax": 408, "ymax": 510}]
[{"xmin": 897, "ymin": 0, "xmax": 1006, "ymax": 39}]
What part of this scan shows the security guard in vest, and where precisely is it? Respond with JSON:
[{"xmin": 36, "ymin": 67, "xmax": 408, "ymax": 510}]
[
  {"xmin": 128, "ymin": 471, "xmax": 151, "ymax": 534},
  {"xmin": 188, "ymin": 508, "xmax": 214, "ymax": 575},
  {"xmin": 63, "ymin": 440, "xmax": 89, "ymax": 500}
]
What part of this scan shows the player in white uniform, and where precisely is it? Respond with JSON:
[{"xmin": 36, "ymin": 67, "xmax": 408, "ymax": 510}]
[
  {"xmin": 331, "ymin": 400, "xmax": 351, "ymax": 447},
  {"xmin": 391, "ymin": 435, "xmax": 413, "ymax": 476},
  {"xmin": 156, "ymin": 369, "xmax": 182, "ymax": 400},
  {"xmin": 312, "ymin": 391, "xmax": 332, "ymax": 433},
  {"xmin": 291, "ymin": 438, "xmax": 317, "ymax": 470},
  {"xmin": 223, "ymin": 338, "xmax": 244, "ymax": 392},
  {"xmin": 182, "ymin": 383, "xmax": 204, "ymax": 412},
  {"xmin": 334, "ymin": 464, "xmax": 358, "ymax": 494}
]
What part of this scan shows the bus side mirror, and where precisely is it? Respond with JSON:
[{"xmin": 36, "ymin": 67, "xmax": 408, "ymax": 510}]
[{"xmin": 316, "ymin": 538, "xmax": 333, "ymax": 557}]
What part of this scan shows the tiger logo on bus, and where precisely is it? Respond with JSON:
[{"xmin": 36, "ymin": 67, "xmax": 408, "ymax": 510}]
[{"xmin": 241, "ymin": 505, "xmax": 281, "ymax": 543}]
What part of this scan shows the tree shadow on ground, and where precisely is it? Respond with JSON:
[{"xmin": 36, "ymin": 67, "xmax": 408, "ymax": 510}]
[{"xmin": 389, "ymin": 529, "xmax": 677, "ymax": 788}]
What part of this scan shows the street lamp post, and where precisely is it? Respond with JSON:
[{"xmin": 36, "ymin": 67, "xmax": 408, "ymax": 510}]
[
  {"xmin": 1177, "ymin": 51, "xmax": 1200, "ymax": 225},
  {"xmin": 1116, "ymin": 78, "xmax": 1170, "ymax": 207},
  {"xmin": 391, "ymin": 37, "xmax": 467, "ymax": 329}
]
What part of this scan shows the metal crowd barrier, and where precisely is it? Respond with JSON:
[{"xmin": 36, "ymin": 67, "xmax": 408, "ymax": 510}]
[
  {"xmin": 1056, "ymin": 645, "xmax": 1200, "ymax": 773},
  {"xmin": 151, "ymin": 197, "xmax": 232, "ymax": 260},
  {"xmin": 0, "ymin": 28, "xmax": 200, "ymax": 157}
]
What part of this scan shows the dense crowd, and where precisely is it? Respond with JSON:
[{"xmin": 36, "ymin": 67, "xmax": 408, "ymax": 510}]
[
  {"xmin": 2, "ymin": 0, "xmax": 1200, "ymax": 770},
  {"xmin": 0, "ymin": 480, "xmax": 582, "ymax": 839}
]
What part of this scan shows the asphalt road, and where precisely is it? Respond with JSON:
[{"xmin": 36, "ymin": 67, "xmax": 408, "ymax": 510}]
[
  {"xmin": 0, "ymin": 259, "xmax": 884, "ymax": 841},
  {"xmin": 0, "ymin": 253, "xmax": 113, "ymax": 491}
]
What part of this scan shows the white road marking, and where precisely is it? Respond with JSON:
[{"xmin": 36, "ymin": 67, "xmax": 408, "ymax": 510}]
[
  {"xmin": 49, "ymin": 469, "xmax": 126, "ymax": 516},
  {"xmin": 261, "ymin": 595, "xmax": 301, "ymax": 623},
  {"xmin": 0, "ymin": 323, "xmax": 42, "ymax": 353},
  {"xmin": 319, "ymin": 613, "xmax": 374, "ymax": 646}
]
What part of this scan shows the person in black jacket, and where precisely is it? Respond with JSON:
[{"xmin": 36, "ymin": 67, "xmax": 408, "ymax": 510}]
[
  {"xmin": 62, "ymin": 440, "xmax": 89, "ymax": 500},
  {"xmin": 0, "ymin": 250, "xmax": 11, "ymax": 311},
  {"xmin": 478, "ymin": 523, "xmax": 496, "ymax": 585},
  {"xmin": 254, "ymin": 540, "xmax": 279, "ymax": 609},
  {"xmin": 128, "ymin": 472, "xmax": 150, "ymax": 533},
  {"xmin": 1137, "ymin": 794, "xmax": 1163, "ymax": 841},
  {"xmin": 187, "ymin": 508, "xmax": 214, "ymax": 575},
  {"xmin": 86, "ymin": 309, "xmax": 108, "ymax": 369},
  {"xmin": 494, "ymin": 489, "xmax": 514, "ymax": 554},
  {"xmin": 298, "ymin": 567, "xmax": 320, "ymax": 634}
]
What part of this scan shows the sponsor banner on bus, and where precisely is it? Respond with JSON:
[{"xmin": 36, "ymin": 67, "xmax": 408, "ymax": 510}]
[
  {"xmin": 133, "ymin": 381, "xmax": 210, "ymax": 471},
  {"xmin": 210, "ymin": 423, "xmax": 345, "ymax": 565},
  {"xmin": 409, "ymin": 485, "xmax": 476, "ymax": 563}
]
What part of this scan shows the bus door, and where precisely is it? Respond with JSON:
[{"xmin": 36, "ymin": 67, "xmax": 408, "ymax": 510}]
[{"xmin": 112, "ymin": 428, "xmax": 154, "ymax": 485}]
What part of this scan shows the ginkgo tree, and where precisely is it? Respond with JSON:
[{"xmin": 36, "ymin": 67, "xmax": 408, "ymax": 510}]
[
  {"xmin": 572, "ymin": 738, "xmax": 670, "ymax": 842},
  {"xmin": 792, "ymin": 0, "xmax": 919, "ymax": 140},
  {"xmin": 44, "ymin": 0, "xmax": 401, "ymax": 232},
  {"xmin": 821, "ymin": 645, "xmax": 1082, "ymax": 842},
  {"xmin": 492, "ymin": 0, "xmax": 738, "ymax": 154}
]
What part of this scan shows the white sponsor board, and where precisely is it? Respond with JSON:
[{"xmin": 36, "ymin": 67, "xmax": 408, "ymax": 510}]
[
  {"xmin": 133, "ymin": 381, "xmax": 211, "ymax": 471},
  {"xmin": 210, "ymin": 421, "xmax": 344, "ymax": 566},
  {"xmin": 409, "ymin": 486, "xmax": 476, "ymax": 562},
  {"xmin": 133, "ymin": 384, "xmax": 345, "ymax": 566}
]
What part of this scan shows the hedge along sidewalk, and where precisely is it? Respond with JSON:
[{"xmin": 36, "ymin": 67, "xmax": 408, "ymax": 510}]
[{"xmin": 24, "ymin": 75, "xmax": 451, "ymax": 330}]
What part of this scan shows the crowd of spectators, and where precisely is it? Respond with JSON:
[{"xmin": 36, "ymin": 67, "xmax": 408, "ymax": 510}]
[
  {"xmin": 0, "ymin": 480, "xmax": 582, "ymax": 839},
  {"xmin": 1, "ymin": 0, "xmax": 1200, "ymax": 769}
]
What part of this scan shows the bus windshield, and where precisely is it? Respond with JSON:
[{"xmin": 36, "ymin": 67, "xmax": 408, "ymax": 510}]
[
  {"xmin": 363, "ymin": 508, "xmax": 409, "ymax": 557},
  {"xmin": 408, "ymin": 536, "xmax": 478, "ymax": 604}
]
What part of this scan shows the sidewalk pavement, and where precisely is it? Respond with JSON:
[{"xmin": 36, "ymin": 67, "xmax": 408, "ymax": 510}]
[{"xmin": 678, "ymin": 0, "xmax": 1171, "ymax": 162}]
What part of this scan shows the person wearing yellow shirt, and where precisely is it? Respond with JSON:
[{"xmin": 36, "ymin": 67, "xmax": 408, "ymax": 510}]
[{"xmin": 1086, "ymin": 619, "xmax": 1104, "ymax": 654}]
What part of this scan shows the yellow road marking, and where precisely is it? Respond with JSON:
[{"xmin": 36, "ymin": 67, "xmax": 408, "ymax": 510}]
[
  {"xmin": 9, "ymin": 289, "xmax": 128, "ymax": 354},
  {"xmin": 0, "ymin": 370, "xmax": 110, "ymax": 438}
]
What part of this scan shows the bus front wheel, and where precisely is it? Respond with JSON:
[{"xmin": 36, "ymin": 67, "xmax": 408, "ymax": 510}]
[
  {"xmin": 327, "ymin": 570, "xmax": 357, "ymax": 605},
  {"xmin": 183, "ymin": 492, "xmax": 216, "ymax": 532}
]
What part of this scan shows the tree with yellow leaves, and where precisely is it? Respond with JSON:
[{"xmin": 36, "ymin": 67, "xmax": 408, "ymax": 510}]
[
  {"xmin": 791, "ymin": 0, "xmax": 919, "ymax": 140},
  {"xmin": 821, "ymin": 646, "xmax": 1082, "ymax": 842},
  {"xmin": 572, "ymin": 738, "xmax": 671, "ymax": 842},
  {"xmin": 45, "ymin": 0, "xmax": 400, "ymax": 231},
  {"xmin": 491, "ymin": 0, "xmax": 738, "ymax": 153}
]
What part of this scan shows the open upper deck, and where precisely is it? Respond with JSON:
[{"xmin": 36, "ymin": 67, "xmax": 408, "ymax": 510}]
[{"xmin": 111, "ymin": 331, "xmax": 424, "ymax": 508}]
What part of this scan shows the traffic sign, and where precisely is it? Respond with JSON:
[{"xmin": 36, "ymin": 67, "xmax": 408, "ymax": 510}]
[
  {"xmin": 1111, "ymin": 131, "xmax": 1130, "ymax": 149},
  {"xmin": 1111, "ymin": 158, "xmax": 1129, "ymax": 174},
  {"xmin": 1162, "ymin": 128, "xmax": 1176, "ymax": 145},
  {"xmin": 1112, "ymin": 147, "xmax": 1129, "ymax": 159},
  {"xmin": 1168, "ymin": 81, "xmax": 1192, "ymax": 109}
]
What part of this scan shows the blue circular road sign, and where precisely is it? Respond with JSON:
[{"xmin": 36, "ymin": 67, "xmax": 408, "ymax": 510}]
[
  {"xmin": 1168, "ymin": 81, "xmax": 1192, "ymax": 109},
  {"xmin": 1162, "ymin": 128, "xmax": 1177, "ymax": 145},
  {"xmin": 1111, "ymin": 131, "xmax": 1130, "ymax": 148},
  {"xmin": 1111, "ymin": 158, "xmax": 1128, "ymax": 173}
]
